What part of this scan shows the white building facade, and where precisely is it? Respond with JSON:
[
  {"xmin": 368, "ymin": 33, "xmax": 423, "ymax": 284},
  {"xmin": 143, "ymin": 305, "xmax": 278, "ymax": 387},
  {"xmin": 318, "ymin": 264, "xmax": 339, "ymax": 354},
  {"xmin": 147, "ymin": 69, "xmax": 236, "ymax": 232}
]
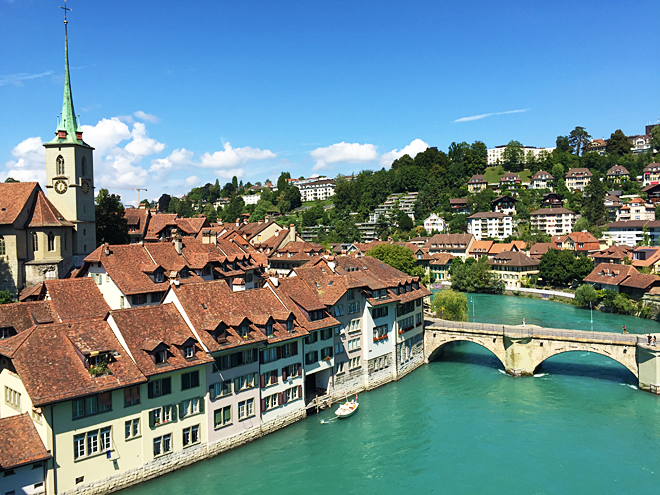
[{"xmin": 466, "ymin": 212, "xmax": 513, "ymax": 240}]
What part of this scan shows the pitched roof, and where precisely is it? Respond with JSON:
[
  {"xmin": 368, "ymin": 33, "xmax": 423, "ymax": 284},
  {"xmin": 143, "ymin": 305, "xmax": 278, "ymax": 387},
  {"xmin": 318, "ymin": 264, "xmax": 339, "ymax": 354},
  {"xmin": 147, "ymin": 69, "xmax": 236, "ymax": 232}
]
[
  {"xmin": 531, "ymin": 170, "xmax": 554, "ymax": 180},
  {"xmin": 500, "ymin": 172, "xmax": 520, "ymax": 181},
  {"xmin": 43, "ymin": 278, "xmax": 111, "ymax": 322},
  {"xmin": 529, "ymin": 242, "xmax": 553, "ymax": 258},
  {"xmin": 0, "ymin": 301, "xmax": 54, "ymax": 335},
  {"xmin": 27, "ymin": 190, "xmax": 74, "ymax": 227},
  {"xmin": 469, "ymin": 240, "xmax": 494, "ymax": 254},
  {"xmin": 0, "ymin": 182, "xmax": 38, "ymax": 226},
  {"xmin": 620, "ymin": 273, "xmax": 660, "ymax": 290},
  {"xmin": 145, "ymin": 213, "xmax": 178, "ymax": 240},
  {"xmin": 468, "ymin": 211, "xmax": 509, "ymax": 219},
  {"xmin": 590, "ymin": 245, "xmax": 633, "ymax": 261},
  {"xmin": 468, "ymin": 174, "xmax": 487, "ymax": 183},
  {"xmin": 124, "ymin": 208, "xmax": 150, "ymax": 235},
  {"xmin": 583, "ymin": 263, "xmax": 638, "ymax": 286},
  {"xmin": 422, "ymin": 233, "xmax": 473, "ymax": 250},
  {"xmin": 175, "ymin": 217, "xmax": 210, "ymax": 235},
  {"xmin": 565, "ymin": 168, "xmax": 593, "ymax": 177},
  {"xmin": 0, "ymin": 413, "xmax": 51, "ymax": 470},
  {"xmin": 530, "ymin": 207, "xmax": 575, "ymax": 215},
  {"xmin": 109, "ymin": 303, "xmax": 213, "ymax": 377},
  {"xmin": 2, "ymin": 320, "xmax": 146, "ymax": 407},
  {"xmin": 237, "ymin": 220, "xmax": 281, "ymax": 240},
  {"xmin": 605, "ymin": 220, "xmax": 660, "ymax": 229},
  {"xmin": 489, "ymin": 251, "xmax": 539, "ymax": 268},
  {"xmin": 607, "ymin": 165, "xmax": 629, "ymax": 175}
]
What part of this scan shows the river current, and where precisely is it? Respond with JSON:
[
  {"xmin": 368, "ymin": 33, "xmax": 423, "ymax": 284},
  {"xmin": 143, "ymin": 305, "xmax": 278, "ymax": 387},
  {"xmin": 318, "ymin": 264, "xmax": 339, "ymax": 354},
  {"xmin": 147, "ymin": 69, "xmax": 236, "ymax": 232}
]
[{"xmin": 120, "ymin": 294, "xmax": 660, "ymax": 494}]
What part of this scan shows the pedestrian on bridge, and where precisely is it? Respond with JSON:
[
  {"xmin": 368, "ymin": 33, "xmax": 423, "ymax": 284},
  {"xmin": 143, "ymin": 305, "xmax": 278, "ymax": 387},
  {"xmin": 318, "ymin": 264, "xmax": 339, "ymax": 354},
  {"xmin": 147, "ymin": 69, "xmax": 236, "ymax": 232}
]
[
  {"xmin": 648, "ymin": 334, "xmax": 652, "ymax": 345},
  {"xmin": 622, "ymin": 324, "xmax": 627, "ymax": 334},
  {"xmin": 654, "ymin": 336, "xmax": 657, "ymax": 347}
]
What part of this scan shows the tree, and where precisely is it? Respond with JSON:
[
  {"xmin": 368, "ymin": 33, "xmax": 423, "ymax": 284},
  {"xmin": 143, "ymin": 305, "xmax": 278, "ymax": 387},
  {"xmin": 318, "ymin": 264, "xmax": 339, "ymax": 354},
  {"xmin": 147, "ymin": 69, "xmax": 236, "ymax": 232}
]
[
  {"xmin": 431, "ymin": 290, "xmax": 468, "ymax": 321},
  {"xmin": 574, "ymin": 284, "xmax": 598, "ymax": 307},
  {"xmin": 0, "ymin": 290, "xmax": 13, "ymax": 304},
  {"xmin": 95, "ymin": 189, "xmax": 130, "ymax": 246},
  {"xmin": 651, "ymin": 126, "xmax": 660, "ymax": 155},
  {"xmin": 366, "ymin": 244, "xmax": 418, "ymax": 276},
  {"xmin": 555, "ymin": 135, "xmax": 570, "ymax": 153},
  {"xmin": 538, "ymin": 249, "xmax": 593, "ymax": 286},
  {"xmin": 220, "ymin": 196, "xmax": 245, "ymax": 223},
  {"xmin": 568, "ymin": 126, "xmax": 592, "ymax": 157},
  {"xmin": 502, "ymin": 140, "xmax": 525, "ymax": 172},
  {"xmin": 158, "ymin": 193, "xmax": 171, "ymax": 213},
  {"xmin": 449, "ymin": 257, "xmax": 504, "ymax": 293},
  {"xmin": 582, "ymin": 171, "xmax": 607, "ymax": 225},
  {"xmin": 655, "ymin": 204, "xmax": 660, "ymax": 221},
  {"xmin": 467, "ymin": 188, "xmax": 495, "ymax": 213},
  {"xmin": 606, "ymin": 129, "xmax": 632, "ymax": 156},
  {"xmin": 395, "ymin": 209, "xmax": 413, "ymax": 231},
  {"xmin": 4, "ymin": 177, "xmax": 18, "ymax": 183},
  {"xmin": 449, "ymin": 214, "xmax": 467, "ymax": 233}
]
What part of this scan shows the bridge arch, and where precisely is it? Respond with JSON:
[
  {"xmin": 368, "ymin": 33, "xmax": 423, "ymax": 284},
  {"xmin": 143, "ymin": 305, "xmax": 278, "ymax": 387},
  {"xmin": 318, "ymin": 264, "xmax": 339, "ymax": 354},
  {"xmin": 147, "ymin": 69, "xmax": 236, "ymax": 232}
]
[
  {"xmin": 426, "ymin": 334, "xmax": 506, "ymax": 370},
  {"xmin": 532, "ymin": 347, "xmax": 638, "ymax": 379}
]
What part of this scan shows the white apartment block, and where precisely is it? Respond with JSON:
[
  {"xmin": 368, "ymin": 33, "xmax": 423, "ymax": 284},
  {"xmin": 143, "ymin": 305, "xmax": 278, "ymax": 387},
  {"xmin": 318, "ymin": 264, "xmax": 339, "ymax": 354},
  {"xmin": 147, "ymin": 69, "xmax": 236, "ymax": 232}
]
[
  {"xmin": 487, "ymin": 146, "xmax": 556, "ymax": 165},
  {"xmin": 529, "ymin": 208, "xmax": 576, "ymax": 236},
  {"xmin": 423, "ymin": 213, "xmax": 445, "ymax": 233},
  {"xmin": 242, "ymin": 194, "xmax": 261, "ymax": 205},
  {"xmin": 466, "ymin": 212, "xmax": 513, "ymax": 240},
  {"xmin": 603, "ymin": 220, "xmax": 660, "ymax": 247},
  {"xmin": 643, "ymin": 163, "xmax": 660, "ymax": 186},
  {"xmin": 296, "ymin": 179, "xmax": 336, "ymax": 202},
  {"xmin": 564, "ymin": 168, "xmax": 592, "ymax": 191},
  {"xmin": 530, "ymin": 170, "xmax": 554, "ymax": 190}
]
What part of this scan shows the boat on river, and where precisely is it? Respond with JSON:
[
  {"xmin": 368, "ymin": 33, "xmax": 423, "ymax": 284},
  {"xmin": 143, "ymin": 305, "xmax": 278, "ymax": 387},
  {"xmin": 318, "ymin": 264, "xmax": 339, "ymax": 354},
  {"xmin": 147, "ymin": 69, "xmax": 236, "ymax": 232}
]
[{"xmin": 335, "ymin": 395, "xmax": 359, "ymax": 418}]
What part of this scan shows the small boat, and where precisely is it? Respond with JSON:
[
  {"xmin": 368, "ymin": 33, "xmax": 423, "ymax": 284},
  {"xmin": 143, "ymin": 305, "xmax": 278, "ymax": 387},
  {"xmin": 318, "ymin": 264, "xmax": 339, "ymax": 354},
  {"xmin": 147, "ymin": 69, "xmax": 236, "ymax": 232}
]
[{"xmin": 335, "ymin": 395, "xmax": 359, "ymax": 418}]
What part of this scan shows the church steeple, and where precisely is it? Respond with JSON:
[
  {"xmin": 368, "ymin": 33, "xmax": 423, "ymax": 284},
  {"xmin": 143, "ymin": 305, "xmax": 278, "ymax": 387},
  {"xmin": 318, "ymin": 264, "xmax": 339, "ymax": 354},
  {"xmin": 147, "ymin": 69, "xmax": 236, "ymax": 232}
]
[{"xmin": 49, "ymin": 1, "xmax": 86, "ymax": 145}]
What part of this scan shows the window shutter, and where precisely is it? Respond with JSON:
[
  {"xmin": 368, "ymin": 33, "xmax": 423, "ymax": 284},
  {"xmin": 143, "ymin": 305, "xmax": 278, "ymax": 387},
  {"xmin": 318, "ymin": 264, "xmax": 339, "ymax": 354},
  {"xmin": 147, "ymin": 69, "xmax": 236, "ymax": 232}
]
[
  {"xmin": 178, "ymin": 402, "xmax": 185, "ymax": 418},
  {"xmin": 276, "ymin": 346, "xmax": 282, "ymax": 360},
  {"xmin": 209, "ymin": 385, "xmax": 215, "ymax": 400},
  {"xmin": 163, "ymin": 377, "xmax": 171, "ymax": 395},
  {"xmin": 261, "ymin": 398, "xmax": 266, "ymax": 411},
  {"xmin": 298, "ymin": 385, "xmax": 302, "ymax": 398},
  {"xmin": 253, "ymin": 349, "xmax": 258, "ymax": 362},
  {"xmin": 172, "ymin": 404, "xmax": 178, "ymax": 422},
  {"xmin": 253, "ymin": 373, "xmax": 258, "ymax": 386},
  {"xmin": 192, "ymin": 371, "xmax": 199, "ymax": 388},
  {"xmin": 182, "ymin": 373, "xmax": 190, "ymax": 390},
  {"xmin": 271, "ymin": 370, "xmax": 277, "ymax": 384},
  {"xmin": 298, "ymin": 363, "xmax": 302, "ymax": 376},
  {"xmin": 199, "ymin": 398, "xmax": 205, "ymax": 414},
  {"xmin": 149, "ymin": 410, "xmax": 155, "ymax": 428},
  {"xmin": 260, "ymin": 374, "xmax": 265, "ymax": 388},
  {"xmin": 278, "ymin": 392, "xmax": 284, "ymax": 405},
  {"xmin": 148, "ymin": 382, "xmax": 154, "ymax": 399},
  {"xmin": 234, "ymin": 377, "xmax": 241, "ymax": 392},
  {"xmin": 292, "ymin": 341, "xmax": 298, "ymax": 355},
  {"xmin": 259, "ymin": 350, "xmax": 264, "ymax": 365},
  {"xmin": 282, "ymin": 367, "xmax": 288, "ymax": 381}
]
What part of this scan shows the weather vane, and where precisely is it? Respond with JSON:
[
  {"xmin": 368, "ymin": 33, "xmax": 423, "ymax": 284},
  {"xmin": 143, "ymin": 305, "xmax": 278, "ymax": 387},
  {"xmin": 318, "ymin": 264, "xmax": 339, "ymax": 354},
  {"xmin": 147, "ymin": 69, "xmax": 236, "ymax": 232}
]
[{"xmin": 59, "ymin": 0, "xmax": 72, "ymax": 24}]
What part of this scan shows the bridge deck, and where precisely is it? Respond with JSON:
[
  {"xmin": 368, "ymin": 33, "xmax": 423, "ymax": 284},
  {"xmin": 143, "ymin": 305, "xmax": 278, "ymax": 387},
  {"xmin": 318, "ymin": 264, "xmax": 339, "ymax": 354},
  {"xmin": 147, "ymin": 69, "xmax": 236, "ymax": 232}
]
[{"xmin": 426, "ymin": 317, "xmax": 646, "ymax": 346}]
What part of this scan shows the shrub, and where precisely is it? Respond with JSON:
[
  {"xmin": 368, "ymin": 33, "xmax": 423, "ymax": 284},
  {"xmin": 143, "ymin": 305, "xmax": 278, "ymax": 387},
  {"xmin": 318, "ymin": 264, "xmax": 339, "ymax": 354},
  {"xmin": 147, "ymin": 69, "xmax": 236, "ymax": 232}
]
[
  {"xmin": 431, "ymin": 290, "xmax": 468, "ymax": 321},
  {"xmin": 575, "ymin": 284, "xmax": 599, "ymax": 307}
]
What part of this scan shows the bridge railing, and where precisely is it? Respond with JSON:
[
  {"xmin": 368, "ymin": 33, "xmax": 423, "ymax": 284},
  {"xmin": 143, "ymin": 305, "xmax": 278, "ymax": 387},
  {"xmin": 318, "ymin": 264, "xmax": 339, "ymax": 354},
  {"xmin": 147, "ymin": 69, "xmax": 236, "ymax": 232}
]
[{"xmin": 426, "ymin": 317, "xmax": 645, "ymax": 345}]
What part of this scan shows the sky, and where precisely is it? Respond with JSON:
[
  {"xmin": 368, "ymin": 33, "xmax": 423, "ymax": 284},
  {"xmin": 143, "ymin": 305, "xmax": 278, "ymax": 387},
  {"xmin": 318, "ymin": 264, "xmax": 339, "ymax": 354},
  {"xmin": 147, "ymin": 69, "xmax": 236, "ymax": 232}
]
[{"xmin": 2, "ymin": 0, "xmax": 659, "ymax": 206}]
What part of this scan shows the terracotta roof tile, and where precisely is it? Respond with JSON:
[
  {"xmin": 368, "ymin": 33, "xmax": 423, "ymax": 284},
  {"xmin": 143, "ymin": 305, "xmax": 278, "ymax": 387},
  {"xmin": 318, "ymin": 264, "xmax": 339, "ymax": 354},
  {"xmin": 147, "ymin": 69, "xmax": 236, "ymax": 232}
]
[
  {"xmin": 620, "ymin": 273, "xmax": 660, "ymax": 290},
  {"xmin": 43, "ymin": 278, "xmax": 111, "ymax": 322},
  {"xmin": 27, "ymin": 190, "xmax": 74, "ymax": 227},
  {"xmin": 0, "ymin": 182, "xmax": 38, "ymax": 225},
  {"xmin": 583, "ymin": 263, "xmax": 638, "ymax": 286},
  {"xmin": 0, "ymin": 301, "xmax": 54, "ymax": 337},
  {"xmin": 0, "ymin": 413, "xmax": 51, "ymax": 469}
]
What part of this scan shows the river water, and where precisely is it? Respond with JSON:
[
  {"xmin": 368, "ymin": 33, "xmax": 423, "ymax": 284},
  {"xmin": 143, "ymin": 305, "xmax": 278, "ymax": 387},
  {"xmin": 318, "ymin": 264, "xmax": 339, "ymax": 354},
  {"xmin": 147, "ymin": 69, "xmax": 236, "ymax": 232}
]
[{"xmin": 120, "ymin": 295, "xmax": 660, "ymax": 494}]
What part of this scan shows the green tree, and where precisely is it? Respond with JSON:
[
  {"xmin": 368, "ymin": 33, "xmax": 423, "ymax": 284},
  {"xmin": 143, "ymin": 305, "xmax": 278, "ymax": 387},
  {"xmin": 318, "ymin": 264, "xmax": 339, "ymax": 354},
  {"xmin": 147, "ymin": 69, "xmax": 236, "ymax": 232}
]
[
  {"xmin": 467, "ymin": 188, "xmax": 495, "ymax": 213},
  {"xmin": 449, "ymin": 257, "xmax": 504, "ymax": 293},
  {"xmin": 539, "ymin": 250, "xmax": 593, "ymax": 286},
  {"xmin": 582, "ymin": 171, "xmax": 607, "ymax": 225},
  {"xmin": 158, "ymin": 193, "xmax": 171, "ymax": 213},
  {"xmin": 502, "ymin": 140, "xmax": 524, "ymax": 172},
  {"xmin": 568, "ymin": 126, "xmax": 592, "ymax": 156},
  {"xmin": 395, "ymin": 209, "xmax": 413, "ymax": 231},
  {"xmin": 366, "ymin": 244, "xmax": 418, "ymax": 276},
  {"xmin": 4, "ymin": 177, "xmax": 18, "ymax": 183},
  {"xmin": 574, "ymin": 284, "xmax": 599, "ymax": 307},
  {"xmin": 449, "ymin": 214, "xmax": 467, "ymax": 233},
  {"xmin": 95, "ymin": 189, "xmax": 130, "ymax": 246},
  {"xmin": 555, "ymin": 135, "xmax": 570, "ymax": 153},
  {"xmin": 0, "ymin": 290, "xmax": 13, "ymax": 304},
  {"xmin": 201, "ymin": 203, "xmax": 218, "ymax": 223},
  {"xmin": 220, "ymin": 196, "xmax": 245, "ymax": 223},
  {"xmin": 606, "ymin": 129, "xmax": 632, "ymax": 156},
  {"xmin": 431, "ymin": 289, "xmax": 468, "ymax": 321},
  {"xmin": 651, "ymin": 126, "xmax": 660, "ymax": 155}
]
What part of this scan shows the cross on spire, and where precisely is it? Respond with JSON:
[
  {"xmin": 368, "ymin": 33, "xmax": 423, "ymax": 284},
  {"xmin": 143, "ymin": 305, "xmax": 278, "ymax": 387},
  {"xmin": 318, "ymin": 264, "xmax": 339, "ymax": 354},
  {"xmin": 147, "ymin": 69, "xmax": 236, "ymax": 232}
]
[{"xmin": 59, "ymin": 0, "xmax": 72, "ymax": 24}]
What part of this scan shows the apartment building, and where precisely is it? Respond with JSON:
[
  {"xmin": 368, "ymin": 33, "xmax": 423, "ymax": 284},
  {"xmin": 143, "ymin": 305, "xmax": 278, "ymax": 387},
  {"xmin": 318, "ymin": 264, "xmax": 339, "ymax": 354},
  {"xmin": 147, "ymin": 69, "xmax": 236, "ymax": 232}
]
[
  {"xmin": 423, "ymin": 213, "xmax": 445, "ymax": 233},
  {"xmin": 489, "ymin": 251, "xmax": 539, "ymax": 289},
  {"xmin": 530, "ymin": 170, "xmax": 554, "ymax": 190},
  {"xmin": 487, "ymin": 145, "xmax": 555, "ymax": 165},
  {"xmin": 466, "ymin": 212, "xmax": 513, "ymax": 241},
  {"xmin": 642, "ymin": 163, "xmax": 660, "ymax": 187},
  {"xmin": 467, "ymin": 174, "xmax": 487, "ymax": 193},
  {"xmin": 603, "ymin": 220, "xmax": 660, "ymax": 246},
  {"xmin": 564, "ymin": 168, "xmax": 592, "ymax": 191},
  {"xmin": 529, "ymin": 208, "xmax": 576, "ymax": 236},
  {"xmin": 295, "ymin": 179, "xmax": 336, "ymax": 202},
  {"xmin": 422, "ymin": 234, "xmax": 475, "ymax": 259}
]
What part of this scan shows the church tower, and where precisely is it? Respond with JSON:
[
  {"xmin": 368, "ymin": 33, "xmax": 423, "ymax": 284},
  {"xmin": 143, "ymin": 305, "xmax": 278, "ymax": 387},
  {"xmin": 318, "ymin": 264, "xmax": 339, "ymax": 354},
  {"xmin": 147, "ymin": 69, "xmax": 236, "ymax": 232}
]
[{"xmin": 43, "ymin": 3, "xmax": 96, "ymax": 266}]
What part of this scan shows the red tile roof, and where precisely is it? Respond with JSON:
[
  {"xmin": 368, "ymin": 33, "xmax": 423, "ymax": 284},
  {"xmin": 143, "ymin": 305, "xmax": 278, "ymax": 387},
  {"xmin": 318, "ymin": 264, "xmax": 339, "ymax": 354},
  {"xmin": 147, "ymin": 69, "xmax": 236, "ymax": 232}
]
[
  {"xmin": 43, "ymin": 278, "xmax": 110, "ymax": 322},
  {"xmin": 27, "ymin": 190, "xmax": 74, "ymax": 227},
  {"xmin": 0, "ymin": 413, "xmax": 51, "ymax": 470},
  {"xmin": 0, "ymin": 182, "xmax": 38, "ymax": 226},
  {"xmin": 583, "ymin": 263, "xmax": 638, "ymax": 286}
]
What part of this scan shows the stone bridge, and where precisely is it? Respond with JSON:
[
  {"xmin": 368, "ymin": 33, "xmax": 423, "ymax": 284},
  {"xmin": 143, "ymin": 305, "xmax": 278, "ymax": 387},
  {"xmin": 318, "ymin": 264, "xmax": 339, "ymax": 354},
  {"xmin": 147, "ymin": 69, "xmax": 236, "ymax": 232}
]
[{"xmin": 424, "ymin": 317, "xmax": 660, "ymax": 394}]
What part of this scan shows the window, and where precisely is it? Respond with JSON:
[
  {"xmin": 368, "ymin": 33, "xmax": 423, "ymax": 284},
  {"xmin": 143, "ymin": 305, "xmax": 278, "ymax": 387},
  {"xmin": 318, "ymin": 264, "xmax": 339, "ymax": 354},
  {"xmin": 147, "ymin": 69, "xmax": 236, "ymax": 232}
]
[
  {"xmin": 120, "ymin": 296, "xmax": 125, "ymax": 309},
  {"xmin": 148, "ymin": 377, "xmax": 172, "ymax": 398},
  {"xmin": 72, "ymin": 393, "xmax": 111, "ymax": 419},
  {"xmin": 335, "ymin": 361, "xmax": 345, "ymax": 374},
  {"xmin": 238, "ymin": 398, "xmax": 255, "ymax": 420},
  {"xmin": 181, "ymin": 370, "xmax": 200, "ymax": 390},
  {"xmin": 155, "ymin": 271, "xmax": 164, "ymax": 283},
  {"xmin": 335, "ymin": 343, "xmax": 342, "ymax": 354},
  {"xmin": 124, "ymin": 385, "xmax": 140, "ymax": 407},
  {"xmin": 348, "ymin": 319, "xmax": 361, "ymax": 333},
  {"xmin": 333, "ymin": 304, "xmax": 344, "ymax": 316},
  {"xmin": 125, "ymin": 418, "xmax": 140, "ymax": 439},
  {"xmin": 57, "ymin": 155, "xmax": 65, "ymax": 175},
  {"xmin": 154, "ymin": 349, "xmax": 167, "ymax": 364},
  {"xmin": 182, "ymin": 425, "xmax": 200, "ymax": 447},
  {"xmin": 306, "ymin": 331, "xmax": 318, "ymax": 344},
  {"xmin": 260, "ymin": 369, "xmax": 278, "ymax": 387},
  {"xmin": 73, "ymin": 427, "xmax": 112, "ymax": 460},
  {"xmin": 261, "ymin": 347, "xmax": 278, "ymax": 364},
  {"xmin": 347, "ymin": 289, "xmax": 355, "ymax": 300},
  {"xmin": 210, "ymin": 380, "xmax": 233, "ymax": 399},
  {"xmin": 320, "ymin": 328, "xmax": 333, "ymax": 340},
  {"xmin": 372, "ymin": 306, "xmax": 388, "ymax": 319},
  {"xmin": 416, "ymin": 298, "xmax": 422, "ymax": 307},
  {"xmin": 149, "ymin": 405, "xmax": 175, "ymax": 427},
  {"xmin": 179, "ymin": 397, "xmax": 202, "ymax": 418},
  {"xmin": 287, "ymin": 319, "xmax": 294, "ymax": 332},
  {"xmin": 347, "ymin": 301, "xmax": 360, "ymax": 314},
  {"xmin": 0, "ymin": 237, "xmax": 5, "ymax": 256},
  {"xmin": 183, "ymin": 345, "xmax": 194, "ymax": 358},
  {"xmin": 133, "ymin": 294, "xmax": 145, "ymax": 306},
  {"xmin": 153, "ymin": 433, "xmax": 172, "ymax": 456},
  {"xmin": 320, "ymin": 347, "xmax": 333, "ymax": 360},
  {"xmin": 214, "ymin": 406, "xmax": 232, "ymax": 428},
  {"xmin": 239, "ymin": 323, "xmax": 249, "ymax": 338},
  {"xmin": 305, "ymin": 350, "xmax": 319, "ymax": 365},
  {"xmin": 232, "ymin": 373, "xmax": 258, "ymax": 392},
  {"xmin": 348, "ymin": 338, "xmax": 361, "ymax": 351},
  {"xmin": 4, "ymin": 386, "xmax": 20, "ymax": 410},
  {"xmin": 48, "ymin": 232, "xmax": 55, "ymax": 251},
  {"xmin": 263, "ymin": 393, "xmax": 278, "ymax": 411},
  {"xmin": 349, "ymin": 356, "xmax": 361, "ymax": 370},
  {"xmin": 32, "ymin": 232, "xmax": 38, "ymax": 252}
]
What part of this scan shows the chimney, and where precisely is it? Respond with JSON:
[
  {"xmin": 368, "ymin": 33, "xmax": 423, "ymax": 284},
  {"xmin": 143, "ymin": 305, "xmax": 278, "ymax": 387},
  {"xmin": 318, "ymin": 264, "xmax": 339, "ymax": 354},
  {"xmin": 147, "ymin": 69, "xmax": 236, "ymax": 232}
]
[
  {"xmin": 173, "ymin": 236, "xmax": 183, "ymax": 255},
  {"xmin": 104, "ymin": 242, "xmax": 110, "ymax": 256},
  {"xmin": 236, "ymin": 218, "xmax": 240, "ymax": 227},
  {"xmin": 289, "ymin": 223, "xmax": 296, "ymax": 243}
]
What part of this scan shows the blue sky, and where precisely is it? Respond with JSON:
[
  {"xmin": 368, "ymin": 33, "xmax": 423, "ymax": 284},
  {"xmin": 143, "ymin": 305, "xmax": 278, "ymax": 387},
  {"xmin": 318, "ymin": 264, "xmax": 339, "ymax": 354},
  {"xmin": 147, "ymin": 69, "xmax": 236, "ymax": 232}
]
[{"xmin": 2, "ymin": 0, "xmax": 659, "ymax": 205}]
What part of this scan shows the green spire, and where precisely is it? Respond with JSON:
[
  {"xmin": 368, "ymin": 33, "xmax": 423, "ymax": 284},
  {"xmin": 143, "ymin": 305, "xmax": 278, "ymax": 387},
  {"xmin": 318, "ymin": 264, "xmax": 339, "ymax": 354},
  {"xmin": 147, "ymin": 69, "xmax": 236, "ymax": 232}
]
[{"xmin": 49, "ymin": 3, "xmax": 87, "ymax": 146}]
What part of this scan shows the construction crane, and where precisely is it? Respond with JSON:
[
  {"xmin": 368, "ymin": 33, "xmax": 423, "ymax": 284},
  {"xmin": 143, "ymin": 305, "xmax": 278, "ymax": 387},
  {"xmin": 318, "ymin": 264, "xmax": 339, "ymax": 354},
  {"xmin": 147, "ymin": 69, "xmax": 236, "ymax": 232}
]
[{"xmin": 110, "ymin": 187, "xmax": 148, "ymax": 204}]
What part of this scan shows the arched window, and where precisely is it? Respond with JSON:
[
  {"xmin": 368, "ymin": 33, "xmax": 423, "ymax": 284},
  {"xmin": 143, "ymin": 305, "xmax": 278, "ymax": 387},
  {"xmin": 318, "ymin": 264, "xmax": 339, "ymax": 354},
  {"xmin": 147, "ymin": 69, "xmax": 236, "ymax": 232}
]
[
  {"xmin": 32, "ymin": 232, "xmax": 38, "ymax": 252},
  {"xmin": 48, "ymin": 232, "xmax": 55, "ymax": 252},
  {"xmin": 0, "ymin": 237, "xmax": 5, "ymax": 256},
  {"xmin": 81, "ymin": 156, "xmax": 86, "ymax": 176},
  {"xmin": 56, "ymin": 155, "xmax": 65, "ymax": 175}
]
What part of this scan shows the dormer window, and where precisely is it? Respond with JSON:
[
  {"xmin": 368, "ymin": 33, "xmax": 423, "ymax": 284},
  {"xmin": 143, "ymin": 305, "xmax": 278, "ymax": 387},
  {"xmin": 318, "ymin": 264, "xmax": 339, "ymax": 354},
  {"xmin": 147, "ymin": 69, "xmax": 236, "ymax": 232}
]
[
  {"xmin": 240, "ymin": 323, "xmax": 249, "ymax": 338},
  {"xmin": 287, "ymin": 318, "xmax": 294, "ymax": 332},
  {"xmin": 155, "ymin": 271, "xmax": 164, "ymax": 283},
  {"xmin": 0, "ymin": 327, "xmax": 15, "ymax": 339},
  {"xmin": 180, "ymin": 268, "xmax": 190, "ymax": 279},
  {"xmin": 266, "ymin": 322, "xmax": 274, "ymax": 337},
  {"xmin": 155, "ymin": 350, "xmax": 167, "ymax": 364},
  {"xmin": 183, "ymin": 345, "xmax": 195, "ymax": 359}
]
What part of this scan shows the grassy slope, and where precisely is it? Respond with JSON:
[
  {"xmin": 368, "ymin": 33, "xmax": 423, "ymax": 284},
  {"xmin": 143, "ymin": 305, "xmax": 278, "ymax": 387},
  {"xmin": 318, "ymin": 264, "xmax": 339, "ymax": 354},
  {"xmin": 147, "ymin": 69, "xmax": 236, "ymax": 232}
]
[{"xmin": 484, "ymin": 166, "xmax": 532, "ymax": 183}]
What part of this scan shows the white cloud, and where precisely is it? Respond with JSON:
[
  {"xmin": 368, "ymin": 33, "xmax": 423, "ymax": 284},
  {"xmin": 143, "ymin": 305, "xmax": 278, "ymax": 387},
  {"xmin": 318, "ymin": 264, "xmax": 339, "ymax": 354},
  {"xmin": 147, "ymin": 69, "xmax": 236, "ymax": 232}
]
[
  {"xmin": 125, "ymin": 123, "xmax": 165, "ymax": 157},
  {"xmin": 310, "ymin": 142, "xmax": 379, "ymax": 171},
  {"xmin": 0, "ymin": 71, "xmax": 54, "ymax": 87},
  {"xmin": 199, "ymin": 142, "xmax": 276, "ymax": 178},
  {"xmin": 186, "ymin": 175, "xmax": 200, "ymax": 186},
  {"xmin": 133, "ymin": 110, "xmax": 160, "ymax": 123},
  {"xmin": 81, "ymin": 118, "xmax": 132, "ymax": 156},
  {"xmin": 2, "ymin": 136, "xmax": 46, "ymax": 184},
  {"xmin": 380, "ymin": 138, "xmax": 429, "ymax": 167},
  {"xmin": 454, "ymin": 108, "xmax": 530, "ymax": 123}
]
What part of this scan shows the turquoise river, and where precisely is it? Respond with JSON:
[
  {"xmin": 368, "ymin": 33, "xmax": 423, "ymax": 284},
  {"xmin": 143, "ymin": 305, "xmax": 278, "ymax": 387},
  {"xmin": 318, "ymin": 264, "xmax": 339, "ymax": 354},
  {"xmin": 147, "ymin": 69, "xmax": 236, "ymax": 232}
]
[{"xmin": 119, "ymin": 294, "xmax": 660, "ymax": 494}]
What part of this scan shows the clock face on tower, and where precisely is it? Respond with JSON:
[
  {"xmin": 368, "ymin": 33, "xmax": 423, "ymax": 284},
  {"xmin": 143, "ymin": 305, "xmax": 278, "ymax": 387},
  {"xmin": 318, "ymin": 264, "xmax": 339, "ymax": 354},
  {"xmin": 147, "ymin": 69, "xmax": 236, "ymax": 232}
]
[
  {"xmin": 54, "ymin": 179, "xmax": 68, "ymax": 194},
  {"xmin": 81, "ymin": 179, "xmax": 90, "ymax": 195}
]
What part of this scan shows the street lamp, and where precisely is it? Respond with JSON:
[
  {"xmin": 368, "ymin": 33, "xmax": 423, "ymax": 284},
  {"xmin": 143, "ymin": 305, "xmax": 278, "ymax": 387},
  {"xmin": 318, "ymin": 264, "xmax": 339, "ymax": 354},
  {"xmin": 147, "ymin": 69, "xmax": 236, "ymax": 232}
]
[{"xmin": 590, "ymin": 300, "xmax": 593, "ymax": 332}]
